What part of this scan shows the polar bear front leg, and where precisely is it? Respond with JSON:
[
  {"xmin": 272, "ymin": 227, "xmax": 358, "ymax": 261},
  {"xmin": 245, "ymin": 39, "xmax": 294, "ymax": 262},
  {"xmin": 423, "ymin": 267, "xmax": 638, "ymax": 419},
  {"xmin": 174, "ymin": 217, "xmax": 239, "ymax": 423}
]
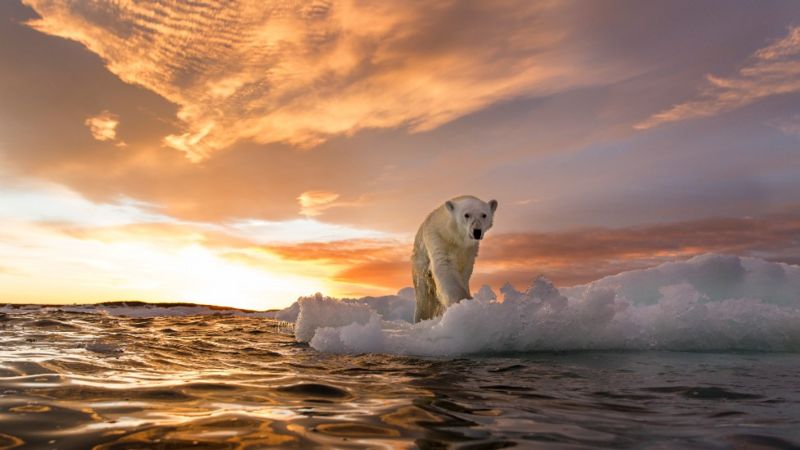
[
  {"xmin": 430, "ymin": 255, "xmax": 470, "ymax": 307},
  {"xmin": 412, "ymin": 261, "xmax": 441, "ymax": 322},
  {"xmin": 460, "ymin": 251, "xmax": 476, "ymax": 299}
]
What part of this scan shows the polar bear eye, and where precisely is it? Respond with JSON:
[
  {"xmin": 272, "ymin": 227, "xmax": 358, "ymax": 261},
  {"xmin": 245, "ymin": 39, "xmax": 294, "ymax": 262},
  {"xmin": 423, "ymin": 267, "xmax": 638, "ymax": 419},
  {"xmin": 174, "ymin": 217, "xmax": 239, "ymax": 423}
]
[
  {"xmin": 464, "ymin": 213, "xmax": 470, "ymax": 219},
  {"xmin": 482, "ymin": 214, "xmax": 487, "ymax": 218}
]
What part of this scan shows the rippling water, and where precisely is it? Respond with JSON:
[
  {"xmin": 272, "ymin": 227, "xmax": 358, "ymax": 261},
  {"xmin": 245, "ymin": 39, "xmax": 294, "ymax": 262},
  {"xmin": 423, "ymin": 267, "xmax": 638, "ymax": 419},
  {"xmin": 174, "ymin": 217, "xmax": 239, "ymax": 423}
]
[{"xmin": 1, "ymin": 309, "xmax": 799, "ymax": 449}]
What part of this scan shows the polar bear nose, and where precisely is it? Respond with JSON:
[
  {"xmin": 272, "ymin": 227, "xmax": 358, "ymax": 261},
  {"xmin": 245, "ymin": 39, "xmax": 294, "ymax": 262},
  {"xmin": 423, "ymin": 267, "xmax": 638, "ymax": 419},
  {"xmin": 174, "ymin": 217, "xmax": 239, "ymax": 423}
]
[{"xmin": 473, "ymin": 229, "xmax": 483, "ymax": 240}]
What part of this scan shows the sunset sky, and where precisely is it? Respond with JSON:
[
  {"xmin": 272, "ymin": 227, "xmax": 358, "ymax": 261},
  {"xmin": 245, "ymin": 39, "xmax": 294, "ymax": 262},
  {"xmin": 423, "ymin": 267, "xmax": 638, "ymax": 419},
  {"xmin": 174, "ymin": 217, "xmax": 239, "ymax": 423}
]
[{"xmin": 1, "ymin": 0, "xmax": 799, "ymax": 310}]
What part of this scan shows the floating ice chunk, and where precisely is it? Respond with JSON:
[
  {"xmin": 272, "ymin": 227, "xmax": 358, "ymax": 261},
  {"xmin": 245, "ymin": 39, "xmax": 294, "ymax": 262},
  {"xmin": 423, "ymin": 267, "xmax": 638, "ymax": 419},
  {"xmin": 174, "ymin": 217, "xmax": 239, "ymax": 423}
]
[
  {"xmin": 294, "ymin": 293, "xmax": 373, "ymax": 343},
  {"xmin": 274, "ymin": 288, "xmax": 416, "ymax": 325},
  {"xmin": 310, "ymin": 314, "xmax": 385, "ymax": 353},
  {"xmin": 562, "ymin": 253, "xmax": 800, "ymax": 306},
  {"xmin": 295, "ymin": 254, "xmax": 800, "ymax": 355},
  {"xmin": 274, "ymin": 301, "xmax": 301, "ymax": 322}
]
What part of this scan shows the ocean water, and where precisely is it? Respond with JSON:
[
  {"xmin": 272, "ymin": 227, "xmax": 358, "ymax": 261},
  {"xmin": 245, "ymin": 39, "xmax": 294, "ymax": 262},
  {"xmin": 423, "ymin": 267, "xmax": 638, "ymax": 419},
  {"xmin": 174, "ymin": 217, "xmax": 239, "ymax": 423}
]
[{"xmin": 1, "ymin": 309, "xmax": 799, "ymax": 450}]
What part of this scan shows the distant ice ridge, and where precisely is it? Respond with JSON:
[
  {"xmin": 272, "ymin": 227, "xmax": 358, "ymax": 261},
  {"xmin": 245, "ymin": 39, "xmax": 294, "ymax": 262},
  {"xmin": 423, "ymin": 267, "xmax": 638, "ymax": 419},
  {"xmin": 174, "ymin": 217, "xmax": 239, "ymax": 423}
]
[{"xmin": 294, "ymin": 254, "xmax": 800, "ymax": 355}]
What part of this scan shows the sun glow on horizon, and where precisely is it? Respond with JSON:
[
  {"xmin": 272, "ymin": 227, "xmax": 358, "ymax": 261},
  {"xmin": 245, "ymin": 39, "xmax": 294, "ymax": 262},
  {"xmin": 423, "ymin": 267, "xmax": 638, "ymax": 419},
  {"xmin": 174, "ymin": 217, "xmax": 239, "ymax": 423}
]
[
  {"xmin": 0, "ymin": 221, "xmax": 332, "ymax": 310},
  {"xmin": 0, "ymin": 180, "xmax": 379, "ymax": 310},
  {"xmin": 170, "ymin": 245, "xmax": 326, "ymax": 310}
]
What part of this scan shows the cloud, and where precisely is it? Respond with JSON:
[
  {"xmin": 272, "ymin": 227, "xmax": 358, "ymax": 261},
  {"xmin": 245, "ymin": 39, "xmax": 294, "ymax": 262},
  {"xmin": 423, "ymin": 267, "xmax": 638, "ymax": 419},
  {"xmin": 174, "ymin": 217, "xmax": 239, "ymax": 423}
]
[
  {"xmin": 23, "ymin": 0, "xmax": 624, "ymax": 161},
  {"xmin": 635, "ymin": 26, "xmax": 800, "ymax": 130},
  {"xmin": 770, "ymin": 114, "xmax": 800, "ymax": 137},
  {"xmin": 84, "ymin": 110, "xmax": 123, "ymax": 144},
  {"xmin": 296, "ymin": 190, "xmax": 367, "ymax": 217},
  {"xmin": 226, "ymin": 218, "xmax": 393, "ymax": 244},
  {"xmin": 297, "ymin": 190, "xmax": 340, "ymax": 217},
  {"xmin": 266, "ymin": 238, "xmax": 410, "ymax": 292},
  {"xmin": 8, "ymin": 0, "xmax": 799, "ymax": 242},
  {"xmin": 0, "ymin": 174, "xmax": 167, "ymax": 226}
]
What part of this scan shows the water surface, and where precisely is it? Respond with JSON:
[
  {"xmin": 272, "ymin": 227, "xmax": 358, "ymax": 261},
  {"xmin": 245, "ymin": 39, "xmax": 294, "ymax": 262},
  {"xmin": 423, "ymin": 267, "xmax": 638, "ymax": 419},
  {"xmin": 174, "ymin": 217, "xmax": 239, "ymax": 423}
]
[{"xmin": 1, "ymin": 310, "xmax": 799, "ymax": 449}]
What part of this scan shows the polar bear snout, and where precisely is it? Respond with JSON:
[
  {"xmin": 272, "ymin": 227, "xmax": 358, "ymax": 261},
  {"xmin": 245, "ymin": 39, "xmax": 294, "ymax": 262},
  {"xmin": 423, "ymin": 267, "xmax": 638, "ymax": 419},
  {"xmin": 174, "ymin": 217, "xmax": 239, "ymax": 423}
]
[{"xmin": 472, "ymin": 228, "xmax": 483, "ymax": 240}]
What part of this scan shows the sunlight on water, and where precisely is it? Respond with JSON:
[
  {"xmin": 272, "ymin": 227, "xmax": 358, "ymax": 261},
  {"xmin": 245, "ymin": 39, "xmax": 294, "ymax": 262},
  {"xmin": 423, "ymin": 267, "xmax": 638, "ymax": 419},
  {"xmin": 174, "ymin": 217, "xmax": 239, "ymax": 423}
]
[{"xmin": 0, "ymin": 309, "xmax": 799, "ymax": 449}]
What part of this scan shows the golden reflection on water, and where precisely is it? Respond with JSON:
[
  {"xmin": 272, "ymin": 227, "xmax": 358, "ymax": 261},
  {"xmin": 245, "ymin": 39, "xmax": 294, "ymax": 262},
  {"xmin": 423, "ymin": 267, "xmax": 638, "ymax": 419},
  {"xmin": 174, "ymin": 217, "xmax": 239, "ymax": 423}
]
[
  {"xmin": 381, "ymin": 405, "xmax": 443, "ymax": 431},
  {"xmin": 7, "ymin": 405, "xmax": 50, "ymax": 414},
  {"xmin": 92, "ymin": 418, "xmax": 296, "ymax": 450},
  {"xmin": 2, "ymin": 309, "xmax": 800, "ymax": 449},
  {"xmin": 0, "ymin": 311, "xmax": 447, "ymax": 449},
  {"xmin": 0, "ymin": 433, "xmax": 23, "ymax": 450}
]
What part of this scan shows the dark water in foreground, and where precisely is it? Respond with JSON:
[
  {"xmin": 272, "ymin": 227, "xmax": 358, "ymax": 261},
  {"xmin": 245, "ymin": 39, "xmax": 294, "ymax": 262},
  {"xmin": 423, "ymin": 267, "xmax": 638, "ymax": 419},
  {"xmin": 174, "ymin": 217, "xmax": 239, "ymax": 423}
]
[{"xmin": 1, "ymin": 310, "xmax": 799, "ymax": 449}]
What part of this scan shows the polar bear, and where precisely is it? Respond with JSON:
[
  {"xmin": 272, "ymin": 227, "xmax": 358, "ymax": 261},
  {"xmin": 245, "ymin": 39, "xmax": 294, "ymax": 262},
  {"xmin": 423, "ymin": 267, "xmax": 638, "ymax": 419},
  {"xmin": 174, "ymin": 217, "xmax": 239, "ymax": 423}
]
[{"xmin": 412, "ymin": 196, "xmax": 498, "ymax": 322}]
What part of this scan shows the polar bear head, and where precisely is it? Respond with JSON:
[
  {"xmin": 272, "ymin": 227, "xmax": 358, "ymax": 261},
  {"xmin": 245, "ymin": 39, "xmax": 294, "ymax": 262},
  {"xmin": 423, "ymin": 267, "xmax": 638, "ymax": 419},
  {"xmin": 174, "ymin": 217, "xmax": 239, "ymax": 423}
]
[{"xmin": 445, "ymin": 196, "xmax": 498, "ymax": 242}]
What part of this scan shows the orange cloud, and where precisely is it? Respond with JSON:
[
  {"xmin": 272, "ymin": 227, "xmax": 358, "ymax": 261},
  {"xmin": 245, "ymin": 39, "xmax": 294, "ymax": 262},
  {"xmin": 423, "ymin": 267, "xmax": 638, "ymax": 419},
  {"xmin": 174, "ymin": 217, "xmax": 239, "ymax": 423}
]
[
  {"xmin": 266, "ymin": 239, "xmax": 410, "ymax": 292},
  {"xmin": 297, "ymin": 190, "xmax": 340, "ymax": 217},
  {"xmin": 23, "ymin": 0, "xmax": 626, "ymax": 161},
  {"xmin": 267, "ymin": 239, "xmax": 409, "ymax": 264},
  {"xmin": 636, "ymin": 26, "xmax": 800, "ymax": 130},
  {"xmin": 296, "ymin": 190, "xmax": 369, "ymax": 217},
  {"xmin": 84, "ymin": 110, "xmax": 122, "ymax": 143}
]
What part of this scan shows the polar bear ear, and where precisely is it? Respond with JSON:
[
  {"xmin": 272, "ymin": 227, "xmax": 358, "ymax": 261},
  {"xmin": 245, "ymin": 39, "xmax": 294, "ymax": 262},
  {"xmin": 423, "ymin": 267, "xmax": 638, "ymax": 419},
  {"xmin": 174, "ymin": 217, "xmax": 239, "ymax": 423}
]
[
  {"xmin": 445, "ymin": 201, "xmax": 455, "ymax": 213},
  {"xmin": 489, "ymin": 199, "xmax": 498, "ymax": 212}
]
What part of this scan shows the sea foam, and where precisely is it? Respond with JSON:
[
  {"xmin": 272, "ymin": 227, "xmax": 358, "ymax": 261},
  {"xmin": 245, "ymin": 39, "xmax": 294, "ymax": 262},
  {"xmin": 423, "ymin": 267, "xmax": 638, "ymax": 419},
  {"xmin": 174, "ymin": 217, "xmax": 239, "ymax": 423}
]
[{"xmin": 293, "ymin": 254, "xmax": 800, "ymax": 355}]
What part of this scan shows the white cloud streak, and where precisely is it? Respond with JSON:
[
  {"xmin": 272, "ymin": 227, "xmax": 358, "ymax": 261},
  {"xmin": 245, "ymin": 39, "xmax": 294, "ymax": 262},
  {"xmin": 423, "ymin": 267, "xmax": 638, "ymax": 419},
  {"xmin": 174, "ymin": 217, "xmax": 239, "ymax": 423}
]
[{"xmin": 636, "ymin": 27, "xmax": 800, "ymax": 130}]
